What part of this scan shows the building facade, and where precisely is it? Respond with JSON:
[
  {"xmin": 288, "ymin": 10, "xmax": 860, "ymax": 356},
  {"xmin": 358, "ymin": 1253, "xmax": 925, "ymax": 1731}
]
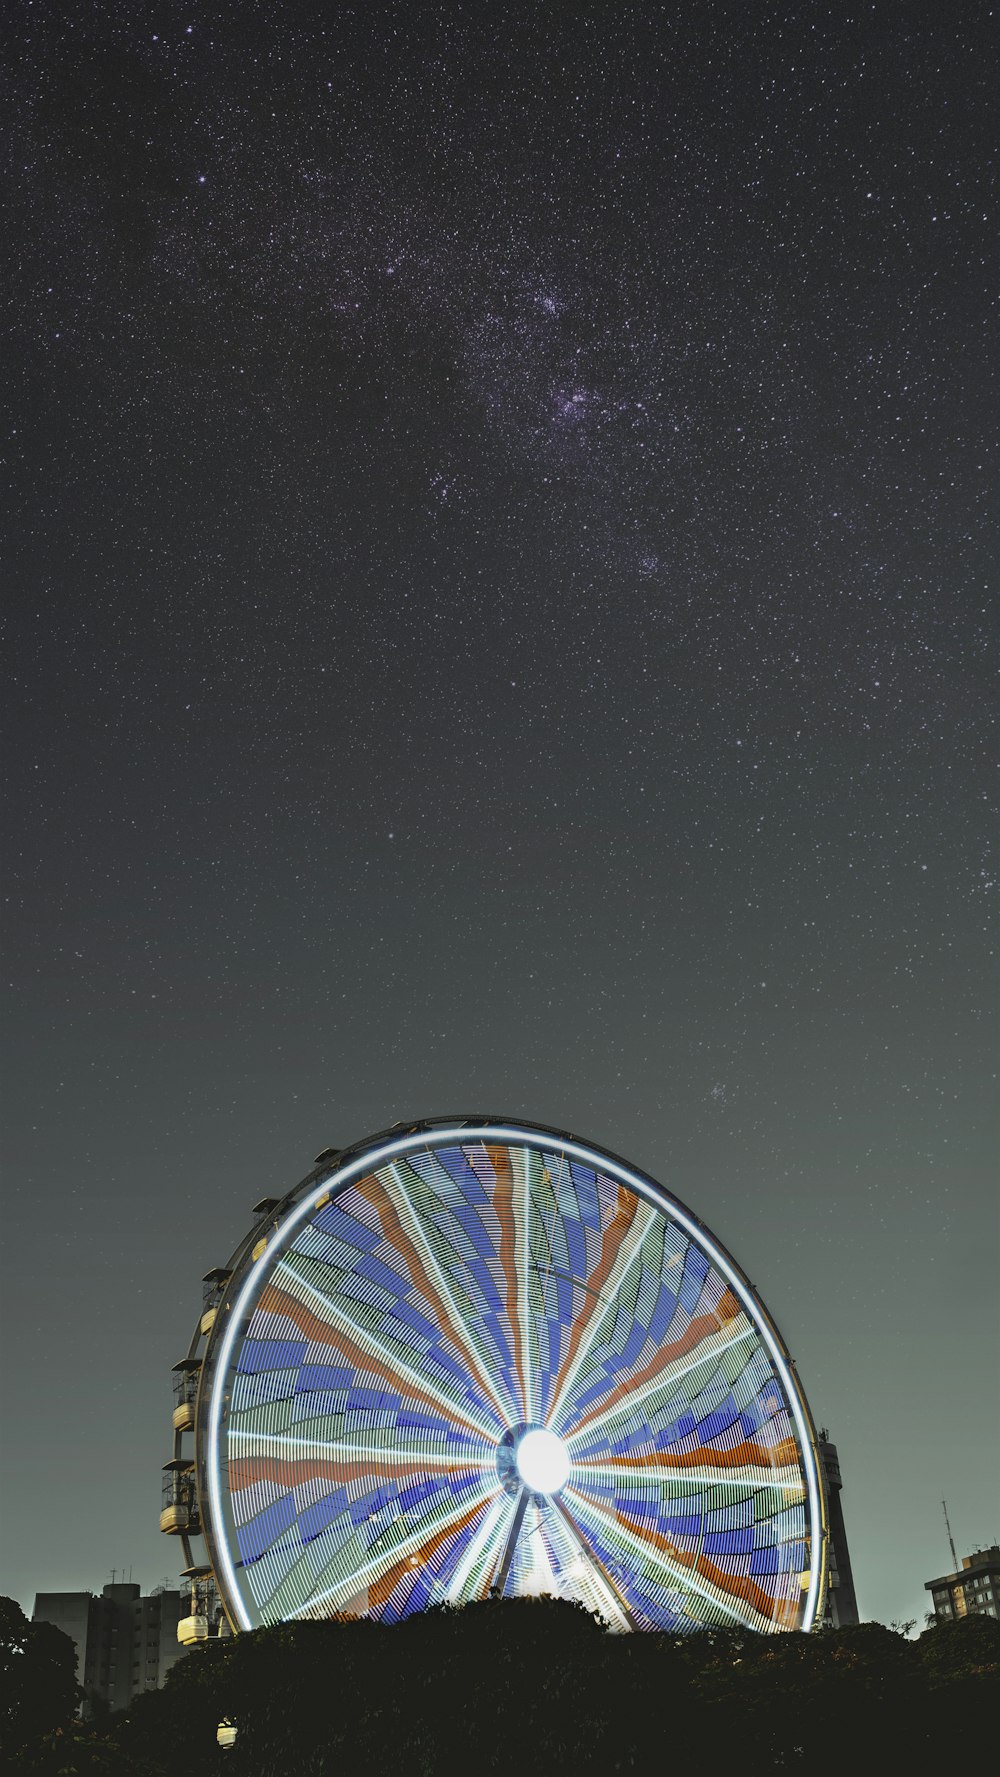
[
  {"xmin": 818, "ymin": 1432, "xmax": 860, "ymax": 1627},
  {"xmin": 32, "ymin": 1582, "xmax": 185, "ymax": 1715},
  {"xmin": 925, "ymin": 1546, "xmax": 1000, "ymax": 1624}
]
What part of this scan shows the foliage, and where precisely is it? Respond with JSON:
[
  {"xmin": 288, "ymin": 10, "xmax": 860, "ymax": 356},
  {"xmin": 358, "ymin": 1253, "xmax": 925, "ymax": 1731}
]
[
  {"xmin": 5, "ymin": 1594, "xmax": 999, "ymax": 1776},
  {"xmin": 918, "ymin": 1611, "xmax": 1000, "ymax": 1683},
  {"xmin": 6, "ymin": 1719, "xmax": 163, "ymax": 1775},
  {"xmin": 0, "ymin": 1597, "xmax": 81, "ymax": 1759}
]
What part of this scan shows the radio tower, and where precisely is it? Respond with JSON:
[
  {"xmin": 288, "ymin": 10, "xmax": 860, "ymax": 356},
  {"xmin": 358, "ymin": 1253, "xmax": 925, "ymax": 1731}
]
[{"xmin": 942, "ymin": 1499, "xmax": 958, "ymax": 1570}]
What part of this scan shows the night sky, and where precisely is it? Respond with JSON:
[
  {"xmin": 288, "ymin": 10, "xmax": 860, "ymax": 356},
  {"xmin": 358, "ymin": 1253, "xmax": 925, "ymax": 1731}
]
[{"xmin": 3, "ymin": 1, "xmax": 997, "ymax": 1631}]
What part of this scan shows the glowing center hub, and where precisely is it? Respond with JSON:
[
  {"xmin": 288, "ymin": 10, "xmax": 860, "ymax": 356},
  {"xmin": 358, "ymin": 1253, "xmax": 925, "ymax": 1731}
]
[{"xmin": 515, "ymin": 1427, "xmax": 571, "ymax": 1495}]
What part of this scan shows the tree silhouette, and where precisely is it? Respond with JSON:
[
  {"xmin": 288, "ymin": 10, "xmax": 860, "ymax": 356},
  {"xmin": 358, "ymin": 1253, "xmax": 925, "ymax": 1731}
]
[
  {"xmin": 0, "ymin": 1597, "xmax": 80, "ymax": 1760},
  {"xmin": 5, "ymin": 1594, "xmax": 998, "ymax": 1776}
]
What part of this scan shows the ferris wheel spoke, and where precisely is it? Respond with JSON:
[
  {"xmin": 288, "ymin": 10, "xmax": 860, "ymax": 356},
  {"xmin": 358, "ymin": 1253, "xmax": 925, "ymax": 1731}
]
[
  {"xmin": 227, "ymin": 1431, "xmax": 495, "ymax": 1494},
  {"xmin": 512, "ymin": 1147, "xmax": 540, "ymax": 1425},
  {"xmin": 472, "ymin": 1142, "xmax": 529, "ymax": 1421},
  {"xmin": 562, "ymin": 1484, "xmax": 772, "ymax": 1632},
  {"xmin": 564, "ymin": 1321, "xmax": 757, "ymax": 1448},
  {"xmin": 365, "ymin": 1489, "xmax": 506, "ymax": 1618},
  {"xmin": 572, "ymin": 1452, "xmax": 806, "ymax": 1496},
  {"xmin": 534, "ymin": 1499, "xmax": 635, "ymax": 1629},
  {"xmin": 264, "ymin": 1272, "xmax": 499, "ymax": 1442},
  {"xmin": 348, "ymin": 1160, "xmax": 519, "ymax": 1431},
  {"xmin": 546, "ymin": 1198, "xmax": 658, "ymax": 1433},
  {"xmin": 445, "ymin": 1494, "xmax": 514, "ymax": 1602},
  {"xmin": 290, "ymin": 1479, "xmax": 501, "ymax": 1619}
]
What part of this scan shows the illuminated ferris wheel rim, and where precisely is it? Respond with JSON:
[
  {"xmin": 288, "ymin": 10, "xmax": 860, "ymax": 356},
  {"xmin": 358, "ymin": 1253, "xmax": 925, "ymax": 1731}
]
[{"xmin": 197, "ymin": 1116, "xmax": 828, "ymax": 1633}]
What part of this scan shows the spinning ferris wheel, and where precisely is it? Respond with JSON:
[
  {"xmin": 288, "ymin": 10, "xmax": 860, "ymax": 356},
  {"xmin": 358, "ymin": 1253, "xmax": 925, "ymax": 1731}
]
[{"xmin": 163, "ymin": 1118, "xmax": 828, "ymax": 1636}]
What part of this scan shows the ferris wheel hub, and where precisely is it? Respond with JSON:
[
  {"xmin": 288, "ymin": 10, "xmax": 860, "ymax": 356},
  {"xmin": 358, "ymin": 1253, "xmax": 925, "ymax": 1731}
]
[{"xmin": 514, "ymin": 1427, "xmax": 571, "ymax": 1495}]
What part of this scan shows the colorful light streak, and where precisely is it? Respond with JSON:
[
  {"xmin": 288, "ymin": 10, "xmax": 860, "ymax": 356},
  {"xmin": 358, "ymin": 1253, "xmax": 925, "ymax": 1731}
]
[{"xmin": 200, "ymin": 1123, "xmax": 826, "ymax": 1633}]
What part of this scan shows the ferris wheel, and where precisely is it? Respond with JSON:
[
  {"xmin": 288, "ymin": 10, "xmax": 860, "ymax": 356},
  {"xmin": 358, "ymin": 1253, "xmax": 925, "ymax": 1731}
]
[{"xmin": 163, "ymin": 1118, "xmax": 828, "ymax": 1635}]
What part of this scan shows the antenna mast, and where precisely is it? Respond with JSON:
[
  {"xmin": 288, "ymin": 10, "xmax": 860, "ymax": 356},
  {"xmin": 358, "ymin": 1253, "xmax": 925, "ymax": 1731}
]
[{"xmin": 942, "ymin": 1499, "xmax": 958, "ymax": 1570}]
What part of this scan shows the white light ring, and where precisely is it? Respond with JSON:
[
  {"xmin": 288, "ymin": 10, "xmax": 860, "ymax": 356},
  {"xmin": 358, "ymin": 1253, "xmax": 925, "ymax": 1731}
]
[{"xmin": 204, "ymin": 1123, "xmax": 826, "ymax": 1632}]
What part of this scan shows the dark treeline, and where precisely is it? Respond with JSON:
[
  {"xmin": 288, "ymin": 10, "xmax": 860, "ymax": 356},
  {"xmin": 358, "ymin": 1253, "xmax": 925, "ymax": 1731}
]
[{"xmin": 3, "ymin": 1593, "xmax": 998, "ymax": 1775}]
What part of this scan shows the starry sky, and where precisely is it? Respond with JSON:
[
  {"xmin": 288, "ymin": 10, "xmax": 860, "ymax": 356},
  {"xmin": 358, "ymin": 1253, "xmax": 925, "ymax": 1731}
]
[{"xmin": 3, "ymin": 1, "xmax": 997, "ymax": 1630}]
